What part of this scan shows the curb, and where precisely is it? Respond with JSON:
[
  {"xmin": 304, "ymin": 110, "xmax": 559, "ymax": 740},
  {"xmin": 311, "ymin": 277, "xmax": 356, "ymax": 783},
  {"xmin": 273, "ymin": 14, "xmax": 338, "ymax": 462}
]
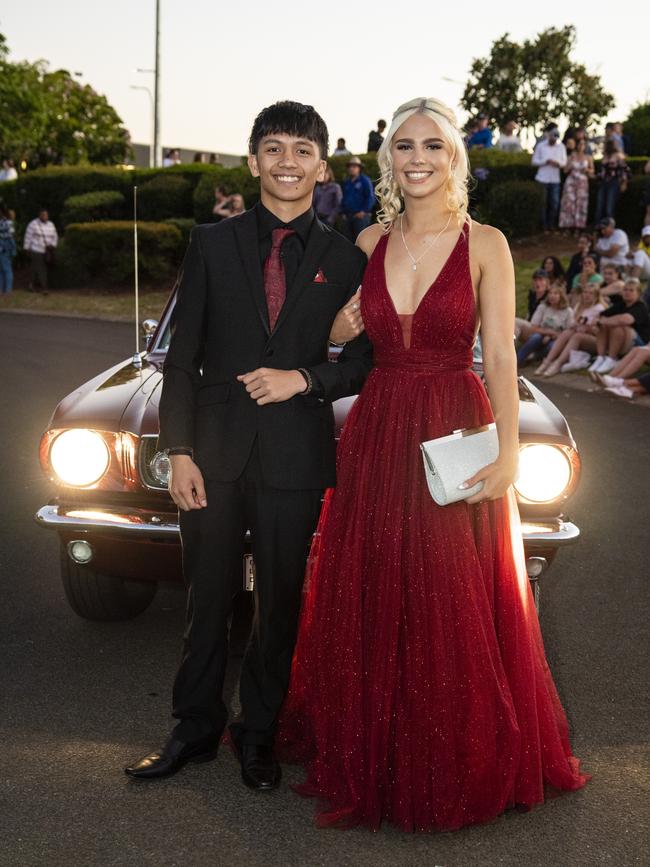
[{"xmin": 0, "ymin": 307, "xmax": 134, "ymax": 324}]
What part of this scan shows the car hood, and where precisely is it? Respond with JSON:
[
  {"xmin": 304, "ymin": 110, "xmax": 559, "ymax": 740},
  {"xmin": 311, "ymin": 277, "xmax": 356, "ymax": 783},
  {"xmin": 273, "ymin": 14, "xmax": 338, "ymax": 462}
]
[
  {"xmin": 48, "ymin": 359, "xmax": 575, "ymax": 450},
  {"xmin": 48, "ymin": 356, "xmax": 162, "ymax": 433}
]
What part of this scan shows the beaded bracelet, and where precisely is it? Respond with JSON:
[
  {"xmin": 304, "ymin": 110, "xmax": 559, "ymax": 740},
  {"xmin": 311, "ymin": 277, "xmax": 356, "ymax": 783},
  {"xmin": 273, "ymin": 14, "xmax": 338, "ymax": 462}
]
[{"xmin": 297, "ymin": 367, "xmax": 313, "ymax": 395}]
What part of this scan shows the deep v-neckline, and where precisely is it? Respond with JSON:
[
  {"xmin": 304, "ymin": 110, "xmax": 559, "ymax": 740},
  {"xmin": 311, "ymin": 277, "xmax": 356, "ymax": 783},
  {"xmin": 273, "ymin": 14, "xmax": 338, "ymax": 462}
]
[{"xmin": 381, "ymin": 227, "xmax": 465, "ymax": 322}]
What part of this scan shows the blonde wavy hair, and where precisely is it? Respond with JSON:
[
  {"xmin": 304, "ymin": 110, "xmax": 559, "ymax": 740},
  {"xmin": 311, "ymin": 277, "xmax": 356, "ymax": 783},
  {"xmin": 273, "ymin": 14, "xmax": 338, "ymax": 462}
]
[{"xmin": 375, "ymin": 97, "xmax": 470, "ymax": 229}]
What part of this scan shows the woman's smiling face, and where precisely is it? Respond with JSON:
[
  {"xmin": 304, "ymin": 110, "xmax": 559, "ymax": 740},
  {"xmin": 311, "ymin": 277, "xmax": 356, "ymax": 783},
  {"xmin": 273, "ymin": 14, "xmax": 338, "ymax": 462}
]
[{"xmin": 390, "ymin": 113, "xmax": 453, "ymax": 201}]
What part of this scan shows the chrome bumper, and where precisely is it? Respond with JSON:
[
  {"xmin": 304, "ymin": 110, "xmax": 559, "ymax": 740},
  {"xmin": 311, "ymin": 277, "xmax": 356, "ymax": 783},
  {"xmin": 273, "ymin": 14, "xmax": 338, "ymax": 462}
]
[
  {"xmin": 34, "ymin": 504, "xmax": 180, "ymax": 539},
  {"xmin": 521, "ymin": 520, "xmax": 580, "ymax": 547},
  {"xmin": 35, "ymin": 504, "xmax": 579, "ymax": 548}
]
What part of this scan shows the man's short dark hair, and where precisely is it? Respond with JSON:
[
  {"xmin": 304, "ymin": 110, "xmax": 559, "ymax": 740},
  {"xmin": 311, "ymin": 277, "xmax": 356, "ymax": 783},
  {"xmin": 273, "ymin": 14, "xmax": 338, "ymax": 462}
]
[{"xmin": 249, "ymin": 101, "xmax": 329, "ymax": 159}]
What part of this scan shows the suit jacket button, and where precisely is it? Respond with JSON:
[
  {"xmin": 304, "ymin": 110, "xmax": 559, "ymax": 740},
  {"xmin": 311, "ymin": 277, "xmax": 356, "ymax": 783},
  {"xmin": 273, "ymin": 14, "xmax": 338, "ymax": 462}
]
[{"xmin": 265, "ymin": 349, "xmax": 274, "ymax": 357}]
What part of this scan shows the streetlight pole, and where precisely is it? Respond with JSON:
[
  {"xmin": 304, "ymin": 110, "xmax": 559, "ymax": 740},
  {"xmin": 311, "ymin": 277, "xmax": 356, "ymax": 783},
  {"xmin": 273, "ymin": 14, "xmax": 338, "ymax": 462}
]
[
  {"xmin": 137, "ymin": 1, "xmax": 161, "ymax": 167},
  {"xmin": 153, "ymin": 0, "xmax": 160, "ymax": 168},
  {"xmin": 130, "ymin": 85, "xmax": 155, "ymax": 167}
]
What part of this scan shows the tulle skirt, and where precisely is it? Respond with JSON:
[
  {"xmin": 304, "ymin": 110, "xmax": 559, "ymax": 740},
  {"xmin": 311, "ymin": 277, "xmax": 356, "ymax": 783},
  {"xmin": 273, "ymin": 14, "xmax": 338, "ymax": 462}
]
[{"xmin": 277, "ymin": 366, "xmax": 590, "ymax": 832}]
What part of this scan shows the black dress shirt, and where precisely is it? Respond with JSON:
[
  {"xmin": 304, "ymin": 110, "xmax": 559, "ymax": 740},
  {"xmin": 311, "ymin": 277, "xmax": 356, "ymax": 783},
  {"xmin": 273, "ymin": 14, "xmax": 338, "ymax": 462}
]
[
  {"xmin": 256, "ymin": 202, "xmax": 314, "ymax": 292},
  {"xmin": 256, "ymin": 202, "xmax": 324, "ymax": 397}
]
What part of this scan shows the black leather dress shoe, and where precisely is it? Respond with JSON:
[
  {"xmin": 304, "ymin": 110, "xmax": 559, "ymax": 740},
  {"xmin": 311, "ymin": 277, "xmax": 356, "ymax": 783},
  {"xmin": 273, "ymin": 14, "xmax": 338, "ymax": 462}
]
[
  {"xmin": 238, "ymin": 743, "xmax": 281, "ymax": 791},
  {"xmin": 124, "ymin": 735, "xmax": 219, "ymax": 780}
]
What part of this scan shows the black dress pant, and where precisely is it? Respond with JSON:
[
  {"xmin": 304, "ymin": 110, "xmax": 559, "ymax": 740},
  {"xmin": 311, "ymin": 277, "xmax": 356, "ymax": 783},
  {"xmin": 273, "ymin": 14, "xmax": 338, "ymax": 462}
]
[{"xmin": 171, "ymin": 440, "xmax": 323, "ymax": 746}]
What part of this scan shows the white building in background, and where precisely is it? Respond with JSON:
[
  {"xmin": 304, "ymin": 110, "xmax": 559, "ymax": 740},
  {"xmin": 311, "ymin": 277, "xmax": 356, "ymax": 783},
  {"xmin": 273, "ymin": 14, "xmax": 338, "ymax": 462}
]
[{"xmin": 131, "ymin": 142, "xmax": 244, "ymax": 169}]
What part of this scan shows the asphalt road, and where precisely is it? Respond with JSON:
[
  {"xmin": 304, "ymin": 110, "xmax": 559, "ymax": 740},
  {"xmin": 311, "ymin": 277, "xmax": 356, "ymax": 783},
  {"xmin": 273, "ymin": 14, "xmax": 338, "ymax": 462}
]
[{"xmin": 0, "ymin": 312, "xmax": 647, "ymax": 867}]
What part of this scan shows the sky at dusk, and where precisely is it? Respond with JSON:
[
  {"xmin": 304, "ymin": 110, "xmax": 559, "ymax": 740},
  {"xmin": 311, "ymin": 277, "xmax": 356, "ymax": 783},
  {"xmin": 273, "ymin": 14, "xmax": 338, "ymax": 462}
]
[{"xmin": 3, "ymin": 1, "xmax": 647, "ymax": 158}]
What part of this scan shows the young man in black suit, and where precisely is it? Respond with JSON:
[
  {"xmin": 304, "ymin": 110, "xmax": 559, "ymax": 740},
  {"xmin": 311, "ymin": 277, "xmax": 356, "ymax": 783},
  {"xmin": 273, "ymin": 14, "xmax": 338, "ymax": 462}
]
[{"xmin": 125, "ymin": 102, "xmax": 372, "ymax": 790}]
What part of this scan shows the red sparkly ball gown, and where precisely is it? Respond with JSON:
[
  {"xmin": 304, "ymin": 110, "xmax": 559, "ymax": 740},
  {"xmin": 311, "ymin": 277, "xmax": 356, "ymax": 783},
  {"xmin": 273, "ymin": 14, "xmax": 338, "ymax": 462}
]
[{"xmin": 277, "ymin": 221, "xmax": 590, "ymax": 832}]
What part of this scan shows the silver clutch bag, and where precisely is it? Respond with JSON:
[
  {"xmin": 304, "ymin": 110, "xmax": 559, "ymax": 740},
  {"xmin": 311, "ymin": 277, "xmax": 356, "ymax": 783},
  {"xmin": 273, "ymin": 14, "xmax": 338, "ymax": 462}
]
[{"xmin": 420, "ymin": 423, "xmax": 499, "ymax": 506}]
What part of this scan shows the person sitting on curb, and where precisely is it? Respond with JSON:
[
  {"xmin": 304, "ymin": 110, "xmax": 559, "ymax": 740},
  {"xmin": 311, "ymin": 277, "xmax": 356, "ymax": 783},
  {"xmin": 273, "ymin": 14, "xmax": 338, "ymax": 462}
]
[
  {"xmin": 588, "ymin": 278, "xmax": 650, "ymax": 375},
  {"xmin": 516, "ymin": 283, "xmax": 574, "ymax": 368},
  {"xmin": 535, "ymin": 282, "xmax": 606, "ymax": 376},
  {"xmin": 598, "ymin": 369, "xmax": 650, "ymax": 401},
  {"xmin": 569, "ymin": 254, "xmax": 602, "ymax": 304},
  {"xmin": 593, "ymin": 338, "xmax": 650, "ymax": 391},
  {"xmin": 514, "ymin": 269, "xmax": 549, "ymax": 341}
]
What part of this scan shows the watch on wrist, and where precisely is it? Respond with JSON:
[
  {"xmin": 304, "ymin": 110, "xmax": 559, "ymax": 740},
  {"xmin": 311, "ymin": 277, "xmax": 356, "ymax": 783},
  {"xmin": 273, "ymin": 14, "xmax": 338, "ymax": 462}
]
[{"xmin": 166, "ymin": 447, "xmax": 194, "ymax": 459}]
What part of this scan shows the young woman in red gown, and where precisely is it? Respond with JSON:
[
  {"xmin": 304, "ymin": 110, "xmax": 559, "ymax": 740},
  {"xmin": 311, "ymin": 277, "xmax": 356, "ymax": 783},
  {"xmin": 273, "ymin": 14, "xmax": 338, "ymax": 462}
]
[{"xmin": 278, "ymin": 97, "xmax": 590, "ymax": 832}]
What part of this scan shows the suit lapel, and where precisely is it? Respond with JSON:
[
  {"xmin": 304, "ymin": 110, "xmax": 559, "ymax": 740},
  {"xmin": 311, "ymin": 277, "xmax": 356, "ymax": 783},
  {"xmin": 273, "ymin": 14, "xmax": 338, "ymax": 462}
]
[
  {"xmin": 232, "ymin": 208, "xmax": 270, "ymax": 337},
  {"xmin": 272, "ymin": 217, "xmax": 333, "ymax": 337}
]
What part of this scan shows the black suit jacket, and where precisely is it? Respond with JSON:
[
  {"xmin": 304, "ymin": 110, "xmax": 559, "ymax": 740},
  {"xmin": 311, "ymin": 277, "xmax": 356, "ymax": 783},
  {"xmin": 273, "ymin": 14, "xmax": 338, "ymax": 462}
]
[{"xmin": 158, "ymin": 205, "xmax": 373, "ymax": 489}]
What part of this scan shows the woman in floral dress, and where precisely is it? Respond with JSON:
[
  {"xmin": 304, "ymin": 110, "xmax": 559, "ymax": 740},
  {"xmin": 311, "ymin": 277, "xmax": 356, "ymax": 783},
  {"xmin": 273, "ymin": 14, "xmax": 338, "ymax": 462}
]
[{"xmin": 559, "ymin": 139, "xmax": 594, "ymax": 232}]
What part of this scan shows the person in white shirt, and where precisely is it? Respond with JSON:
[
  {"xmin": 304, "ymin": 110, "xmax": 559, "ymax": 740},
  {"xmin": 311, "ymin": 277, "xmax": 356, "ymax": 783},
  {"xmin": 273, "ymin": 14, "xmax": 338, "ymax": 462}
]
[
  {"xmin": 23, "ymin": 208, "xmax": 58, "ymax": 291},
  {"xmin": 594, "ymin": 218, "xmax": 629, "ymax": 269},
  {"xmin": 496, "ymin": 120, "xmax": 522, "ymax": 153},
  {"xmin": 0, "ymin": 159, "xmax": 18, "ymax": 182},
  {"xmin": 531, "ymin": 124, "xmax": 567, "ymax": 231},
  {"xmin": 626, "ymin": 225, "xmax": 650, "ymax": 284}
]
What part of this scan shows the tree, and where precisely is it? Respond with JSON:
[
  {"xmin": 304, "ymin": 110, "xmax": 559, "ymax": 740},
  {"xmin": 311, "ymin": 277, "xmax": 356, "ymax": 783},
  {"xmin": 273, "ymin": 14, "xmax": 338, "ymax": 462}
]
[
  {"xmin": 461, "ymin": 26, "xmax": 615, "ymax": 137},
  {"xmin": 0, "ymin": 31, "xmax": 131, "ymax": 167},
  {"xmin": 624, "ymin": 103, "xmax": 650, "ymax": 156}
]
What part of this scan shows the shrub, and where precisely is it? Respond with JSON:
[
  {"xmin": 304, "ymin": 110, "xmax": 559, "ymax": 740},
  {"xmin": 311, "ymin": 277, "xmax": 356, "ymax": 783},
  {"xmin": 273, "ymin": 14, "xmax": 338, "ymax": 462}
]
[
  {"xmin": 482, "ymin": 180, "xmax": 545, "ymax": 238},
  {"xmin": 624, "ymin": 103, "xmax": 650, "ymax": 157},
  {"xmin": 61, "ymin": 190, "xmax": 126, "ymax": 227},
  {"xmin": 58, "ymin": 221, "xmax": 183, "ymax": 289},
  {"xmin": 613, "ymin": 176, "xmax": 648, "ymax": 234},
  {"xmin": 136, "ymin": 174, "xmax": 193, "ymax": 221},
  {"xmin": 164, "ymin": 217, "xmax": 194, "ymax": 249},
  {"xmin": 0, "ymin": 179, "xmax": 18, "ymax": 212},
  {"xmin": 13, "ymin": 166, "xmax": 131, "ymax": 227}
]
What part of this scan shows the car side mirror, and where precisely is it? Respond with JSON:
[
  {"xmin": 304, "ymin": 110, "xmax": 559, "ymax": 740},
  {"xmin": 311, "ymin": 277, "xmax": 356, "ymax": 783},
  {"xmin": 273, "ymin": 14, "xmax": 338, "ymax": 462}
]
[{"xmin": 141, "ymin": 319, "xmax": 159, "ymax": 349}]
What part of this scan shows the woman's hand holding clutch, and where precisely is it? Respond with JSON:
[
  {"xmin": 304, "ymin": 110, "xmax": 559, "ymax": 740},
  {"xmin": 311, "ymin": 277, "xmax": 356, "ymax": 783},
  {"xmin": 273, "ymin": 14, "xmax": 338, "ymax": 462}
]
[{"xmin": 461, "ymin": 454, "xmax": 520, "ymax": 504}]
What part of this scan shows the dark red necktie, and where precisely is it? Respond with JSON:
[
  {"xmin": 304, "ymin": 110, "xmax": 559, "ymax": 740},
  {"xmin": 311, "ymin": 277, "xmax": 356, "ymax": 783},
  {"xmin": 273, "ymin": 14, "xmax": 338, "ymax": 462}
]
[{"xmin": 264, "ymin": 227, "xmax": 296, "ymax": 330}]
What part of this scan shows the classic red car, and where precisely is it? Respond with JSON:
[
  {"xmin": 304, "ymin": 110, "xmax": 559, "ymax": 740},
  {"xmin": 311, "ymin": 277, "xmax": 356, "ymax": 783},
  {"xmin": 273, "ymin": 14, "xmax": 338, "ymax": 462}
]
[{"xmin": 35, "ymin": 293, "xmax": 581, "ymax": 621}]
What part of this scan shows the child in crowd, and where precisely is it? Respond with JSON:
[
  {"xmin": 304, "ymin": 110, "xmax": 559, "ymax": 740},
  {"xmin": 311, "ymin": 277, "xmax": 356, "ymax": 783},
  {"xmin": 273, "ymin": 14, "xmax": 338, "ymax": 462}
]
[
  {"xmin": 600, "ymin": 263, "xmax": 626, "ymax": 304},
  {"xmin": 569, "ymin": 254, "xmax": 603, "ymax": 303},
  {"xmin": 515, "ymin": 269, "xmax": 550, "ymax": 342},
  {"xmin": 516, "ymin": 284, "xmax": 574, "ymax": 367},
  {"xmin": 535, "ymin": 282, "xmax": 606, "ymax": 376},
  {"xmin": 541, "ymin": 255, "xmax": 566, "ymax": 286}
]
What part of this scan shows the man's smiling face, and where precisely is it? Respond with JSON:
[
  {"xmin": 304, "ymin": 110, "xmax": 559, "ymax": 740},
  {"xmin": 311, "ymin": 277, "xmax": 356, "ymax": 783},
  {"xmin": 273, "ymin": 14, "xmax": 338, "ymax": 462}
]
[{"xmin": 248, "ymin": 134, "xmax": 326, "ymax": 206}]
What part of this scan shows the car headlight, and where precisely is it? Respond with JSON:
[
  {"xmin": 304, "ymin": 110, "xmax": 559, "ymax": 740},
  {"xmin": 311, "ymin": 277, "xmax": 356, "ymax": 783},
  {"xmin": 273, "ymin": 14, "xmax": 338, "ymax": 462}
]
[
  {"xmin": 514, "ymin": 444, "xmax": 572, "ymax": 503},
  {"xmin": 149, "ymin": 451, "xmax": 171, "ymax": 487},
  {"xmin": 50, "ymin": 429, "xmax": 111, "ymax": 487}
]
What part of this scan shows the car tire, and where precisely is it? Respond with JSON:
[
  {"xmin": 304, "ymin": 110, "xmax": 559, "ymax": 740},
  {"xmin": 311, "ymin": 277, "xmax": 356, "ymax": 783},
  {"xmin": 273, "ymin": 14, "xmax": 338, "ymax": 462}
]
[{"xmin": 60, "ymin": 545, "xmax": 157, "ymax": 621}]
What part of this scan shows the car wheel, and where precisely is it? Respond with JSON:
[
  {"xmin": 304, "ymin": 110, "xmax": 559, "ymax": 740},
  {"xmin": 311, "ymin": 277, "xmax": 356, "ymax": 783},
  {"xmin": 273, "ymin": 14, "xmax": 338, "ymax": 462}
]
[{"xmin": 60, "ymin": 544, "xmax": 157, "ymax": 621}]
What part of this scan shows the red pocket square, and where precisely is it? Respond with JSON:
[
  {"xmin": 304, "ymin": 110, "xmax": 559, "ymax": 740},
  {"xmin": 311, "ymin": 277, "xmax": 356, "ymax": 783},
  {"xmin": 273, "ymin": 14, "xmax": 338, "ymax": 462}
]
[{"xmin": 313, "ymin": 269, "xmax": 328, "ymax": 283}]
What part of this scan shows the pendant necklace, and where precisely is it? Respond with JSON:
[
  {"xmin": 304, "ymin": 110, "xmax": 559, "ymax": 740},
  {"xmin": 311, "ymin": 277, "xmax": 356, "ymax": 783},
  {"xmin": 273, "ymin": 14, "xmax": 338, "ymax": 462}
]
[{"xmin": 399, "ymin": 211, "xmax": 453, "ymax": 271}]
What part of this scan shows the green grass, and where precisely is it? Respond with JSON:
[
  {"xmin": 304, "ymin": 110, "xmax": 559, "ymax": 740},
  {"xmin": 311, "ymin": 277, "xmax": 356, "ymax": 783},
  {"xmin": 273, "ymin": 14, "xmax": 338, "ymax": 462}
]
[
  {"xmin": 0, "ymin": 288, "xmax": 171, "ymax": 321},
  {"xmin": 0, "ymin": 258, "xmax": 554, "ymax": 323}
]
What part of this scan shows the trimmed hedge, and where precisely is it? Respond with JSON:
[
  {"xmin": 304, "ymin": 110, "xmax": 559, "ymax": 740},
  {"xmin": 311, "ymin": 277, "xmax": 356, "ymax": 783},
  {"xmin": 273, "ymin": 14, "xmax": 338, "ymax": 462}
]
[
  {"xmin": 3, "ymin": 153, "xmax": 648, "ymax": 248},
  {"xmin": 137, "ymin": 174, "xmax": 193, "ymax": 221},
  {"xmin": 6, "ymin": 164, "xmax": 222, "ymax": 229},
  {"xmin": 58, "ymin": 221, "xmax": 183, "ymax": 289},
  {"xmin": 164, "ymin": 217, "xmax": 194, "ymax": 249},
  {"xmin": 481, "ymin": 181, "xmax": 545, "ymax": 238},
  {"xmin": 614, "ymin": 176, "xmax": 649, "ymax": 234},
  {"xmin": 61, "ymin": 190, "xmax": 126, "ymax": 227}
]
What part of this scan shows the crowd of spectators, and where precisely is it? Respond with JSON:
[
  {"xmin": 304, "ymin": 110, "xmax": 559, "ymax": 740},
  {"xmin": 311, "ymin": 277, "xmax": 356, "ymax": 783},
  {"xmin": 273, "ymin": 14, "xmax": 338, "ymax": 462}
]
[{"xmin": 514, "ymin": 217, "xmax": 650, "ymax": 400}]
